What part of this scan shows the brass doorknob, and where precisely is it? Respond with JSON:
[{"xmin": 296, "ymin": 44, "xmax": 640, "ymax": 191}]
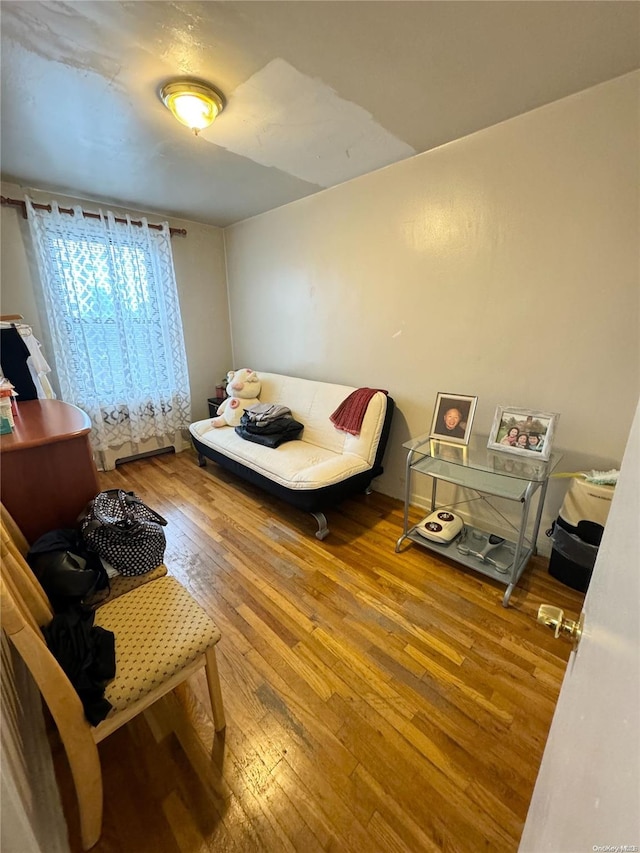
[{"xmin": 537, "ymin": 604, "xmax": 584, "ymax": 648}]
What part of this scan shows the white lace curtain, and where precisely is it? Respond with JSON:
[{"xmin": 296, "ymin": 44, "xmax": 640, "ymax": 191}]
[{"xmin": 26, "ymin": 198, "xmax": 192, "ymax": 461}]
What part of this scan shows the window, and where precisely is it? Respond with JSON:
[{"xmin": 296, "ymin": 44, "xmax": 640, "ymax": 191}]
[{"xmin": 26, "ymin": 199, "xmax": 191, "ymax": 454}]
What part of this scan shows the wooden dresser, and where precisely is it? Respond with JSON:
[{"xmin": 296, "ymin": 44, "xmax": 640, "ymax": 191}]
[{"xmin": 0, "ymin": 399, "xmax": 100, "ymax": 543}]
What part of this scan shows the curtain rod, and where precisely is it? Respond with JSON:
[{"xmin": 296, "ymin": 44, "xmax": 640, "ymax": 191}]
[{"xmin": 0, "ymin": 196, "xmax": 187, "ymax": 237}]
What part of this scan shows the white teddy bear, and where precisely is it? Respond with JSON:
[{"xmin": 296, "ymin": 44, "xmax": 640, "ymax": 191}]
[{"xmin": 211, "ymin": 368, "xmax": 261, "ymax": 428}]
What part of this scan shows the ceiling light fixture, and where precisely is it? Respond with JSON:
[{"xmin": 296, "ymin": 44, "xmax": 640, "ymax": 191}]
[{"xmin": 160, "ymin": 80, "xmax": 225, "ymax": 136}]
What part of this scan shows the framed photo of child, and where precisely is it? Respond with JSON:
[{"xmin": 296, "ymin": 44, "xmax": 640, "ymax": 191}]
[
  {"xmin": 429, "ymin": 392, "xmax": 478, "ymax": 446},
  {"xmin": 487, "ymin": 406, "xmax": 559, "ymax": 461}
]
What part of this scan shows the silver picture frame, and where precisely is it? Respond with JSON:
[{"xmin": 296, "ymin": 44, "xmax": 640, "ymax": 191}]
[{"xmin": 487, "ymin": 406, "xmax": 559, "ymax": 461}]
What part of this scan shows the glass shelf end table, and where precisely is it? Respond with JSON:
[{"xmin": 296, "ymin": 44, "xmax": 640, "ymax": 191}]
[{"xmin": 395, "ymin": 434, "xmax": 562, "ymax": 607}]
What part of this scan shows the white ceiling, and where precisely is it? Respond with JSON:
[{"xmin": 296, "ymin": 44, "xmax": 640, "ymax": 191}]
[{"xmin": 1, "ymin": 1, "xmax": 638, "ymax": 227}]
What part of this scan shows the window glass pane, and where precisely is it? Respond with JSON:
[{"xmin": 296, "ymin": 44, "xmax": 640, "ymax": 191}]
[{"xmin": 48, "ymin": 235, "xmax": 171, "ymax": 402}]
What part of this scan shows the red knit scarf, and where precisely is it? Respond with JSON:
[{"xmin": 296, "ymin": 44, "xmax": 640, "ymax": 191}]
[{"xmin": 330, "ymin": 388, "xmax": 387, "ymax": 436}]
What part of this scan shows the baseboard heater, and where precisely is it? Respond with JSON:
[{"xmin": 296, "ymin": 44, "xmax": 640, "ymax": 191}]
[{"xmin": 115, "ymin": 446, "xmax": 176, "ymax": 467}]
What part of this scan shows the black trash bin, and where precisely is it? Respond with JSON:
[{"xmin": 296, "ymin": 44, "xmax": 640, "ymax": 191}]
[
  {"xmin": 547, "ymin": 476, "xmax": 615, "ymax": 593},
  {"xmin": 548, "ymin": 517, "xmax": 604, "ymax": 593}
]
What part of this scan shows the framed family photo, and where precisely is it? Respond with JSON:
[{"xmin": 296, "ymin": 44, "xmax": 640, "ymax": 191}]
[
  {"xmin": 487, "ymin": 406, "xmax": 559, "ymax": 461},
  {"xmin": 429, "ymin": 392, "xmax": 478, "ymax": 446}
]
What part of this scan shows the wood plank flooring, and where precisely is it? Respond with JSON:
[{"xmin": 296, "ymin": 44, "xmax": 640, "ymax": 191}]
[{"xmin": 51, "ymin": 449, "xmax": 584, "ymax": 852}]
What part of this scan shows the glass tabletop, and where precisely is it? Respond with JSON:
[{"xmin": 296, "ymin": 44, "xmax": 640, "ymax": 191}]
[{"xmin": 404, "ymin": 433, "xmax": 562, "ymax": 484}]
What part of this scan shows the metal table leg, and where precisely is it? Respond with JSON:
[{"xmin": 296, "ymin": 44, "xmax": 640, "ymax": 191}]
[
  {"xmin": 502, "ymin": 482, "xmax": 535, "ymax": 607},
  {"xmin": 395, "ymin": 448, "xmax": 415, "ymax": 552}
]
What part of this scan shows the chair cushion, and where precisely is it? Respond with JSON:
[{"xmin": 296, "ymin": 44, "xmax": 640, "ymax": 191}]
[
  {"xmin": 94, "ymin": 577, "xmax": 221, "ymax": 712},
  {"xmin": 85, "ymin": 563, "xmax": 168, "ymax": 608}
]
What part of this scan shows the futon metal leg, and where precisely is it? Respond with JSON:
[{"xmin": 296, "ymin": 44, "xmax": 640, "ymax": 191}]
[
  {"xmin": 311, "ymin": 511, "xmax": 329, "ymax": 540},
  {"xmin": 197, "ymin": 452, "xmax": 207, "ymax": 467}
]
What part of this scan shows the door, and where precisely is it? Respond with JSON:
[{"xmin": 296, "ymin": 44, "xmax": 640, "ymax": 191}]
[{"xmin": 519, "ymin": 400, "xmax": 639, "ymax": 852}]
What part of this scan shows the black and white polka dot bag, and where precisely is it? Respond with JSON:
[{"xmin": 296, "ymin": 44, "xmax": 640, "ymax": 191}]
[{"xmin": 80, "ymin": 489, "xmax": 168, "ymax": 577}]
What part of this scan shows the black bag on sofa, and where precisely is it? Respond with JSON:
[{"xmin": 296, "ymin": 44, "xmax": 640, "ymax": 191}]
[
  {"xmin": 79, "ymin": 489, "xmax": 168, "ymax": 577},
  {"xmin": 235, "ymin": 413, "xmax": 304, "ymax": 447}
]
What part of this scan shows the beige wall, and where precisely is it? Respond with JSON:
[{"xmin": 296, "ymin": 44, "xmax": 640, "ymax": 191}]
[
  {"xmin": 0, "ymin": 181, "xmax": 231, "ymax": 422},
  {"xmin": 224, "ymin": 72, "xmax": 640, "ymax": 527}
]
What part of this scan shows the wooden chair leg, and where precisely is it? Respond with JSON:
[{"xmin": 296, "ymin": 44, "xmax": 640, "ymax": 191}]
[
  {"xmin": 204, "ymin": 647, "xmax": 226, "ymax": 732},
  {"xmin": 62, "ymin": 732, "xmax": 103, "ymax": 850}
]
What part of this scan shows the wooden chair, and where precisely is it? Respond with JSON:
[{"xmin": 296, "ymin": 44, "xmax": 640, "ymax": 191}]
[
  {"xmin": 0, "ymin": 502, "xmax": 169, "ymax": 606},
  {"xmin": 0, "ymin": 520, "xmax": 225, "ymax": 850}
]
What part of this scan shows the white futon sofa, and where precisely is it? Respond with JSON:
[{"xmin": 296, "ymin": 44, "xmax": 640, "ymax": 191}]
[{"xmin": 189, "ymin": 372, "xmax": 394, "ymax": 539}]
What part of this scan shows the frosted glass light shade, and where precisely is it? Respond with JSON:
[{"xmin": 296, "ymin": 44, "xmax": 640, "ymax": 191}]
[{"xmin": 160, "ymin": 81, "xmax": 225, "ymax": 135}]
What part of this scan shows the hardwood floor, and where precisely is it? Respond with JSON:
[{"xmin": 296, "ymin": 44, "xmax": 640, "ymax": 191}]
[{"xmin": 52, "ymin": 448, "xmax": 584, "ymax": 852}]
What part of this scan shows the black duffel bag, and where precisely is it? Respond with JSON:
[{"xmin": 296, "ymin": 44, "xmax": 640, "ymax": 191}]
[
  {"xmin": 27, "ymin": 528, "xmax": 109, "ymax": 610},
  {"xmin": 79, "ymin": 489, "xmax": 168, "ymax": 577}
]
